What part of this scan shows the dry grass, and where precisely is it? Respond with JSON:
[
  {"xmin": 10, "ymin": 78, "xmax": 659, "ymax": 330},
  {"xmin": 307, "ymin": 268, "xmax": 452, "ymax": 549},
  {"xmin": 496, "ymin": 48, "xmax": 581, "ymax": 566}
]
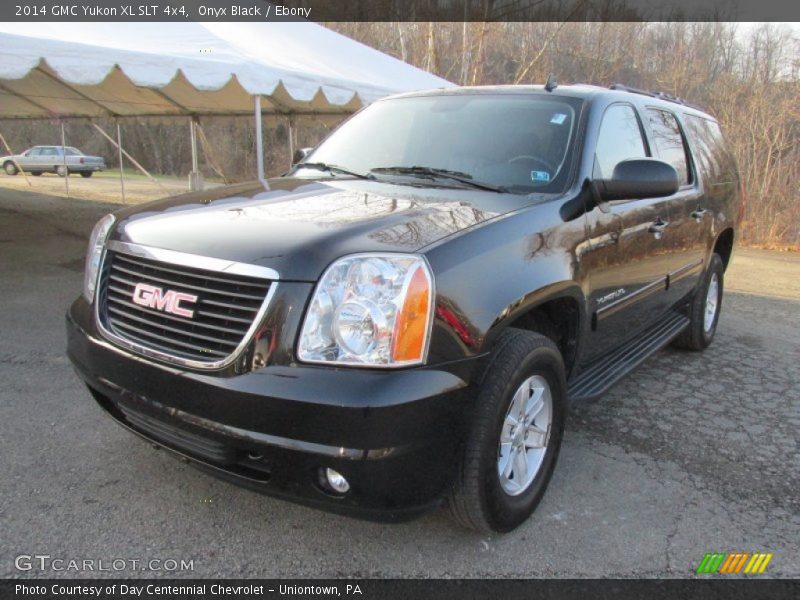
[
  {"xmin": 741, "ymin": 242, "xmax": 800, "ymax": 253},
  {"xmin": 0, "ymin": 169, "xmax": 221, "ymax": 206}
]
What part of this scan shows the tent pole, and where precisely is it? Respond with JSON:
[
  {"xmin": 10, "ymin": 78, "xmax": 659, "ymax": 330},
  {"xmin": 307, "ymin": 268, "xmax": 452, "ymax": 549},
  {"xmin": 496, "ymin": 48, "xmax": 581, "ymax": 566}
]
[
  {"xmin": 60, "ymin": 121, "xmax": 69, "ymax": 198},
  {"xmin": 116, "ymin": 121, "xmax": 126, "ymax": 204},
  {"xmin": 0, "ymin": 132, "xmax": 31, "ymax": 187},
  {"xmin": 91, "ymin": 122, "xmax": 165, "ymax": 190},
  {"xmin": 196, "ymin": 122, "xmax": 229, "ymax": 184},
  {"xmin": 189, "ymin": 117, "xmax": 203, "ymax": 191},
  {"xmin": 287, "ymin": 117, "xmax": 295, "ymax": 166},
  {"xmin": 254, "ymin": 96, "xmax": 269, "ymax": 189}
]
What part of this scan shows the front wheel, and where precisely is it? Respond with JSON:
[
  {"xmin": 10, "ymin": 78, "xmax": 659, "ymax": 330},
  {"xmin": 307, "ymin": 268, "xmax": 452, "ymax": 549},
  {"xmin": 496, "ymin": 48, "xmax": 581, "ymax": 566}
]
[
  {"xmin": 448, "ymin": 329, "xmax": 566, "ymax": 532},
  {"xmin": 4, "ymin": 161, "xmax": 18, "ymax": 175},
  {"xmin": 673, "ymin": 253, "xmax": 724, "ymax": 351}
]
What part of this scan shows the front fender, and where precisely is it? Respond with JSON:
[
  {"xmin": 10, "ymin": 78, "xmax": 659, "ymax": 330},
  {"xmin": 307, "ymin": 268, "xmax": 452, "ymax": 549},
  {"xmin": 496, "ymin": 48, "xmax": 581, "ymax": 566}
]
[
  {"xmin": 481, "ymin": 281, "xmax": 586, "ymax": 351},
  {"xmin": 424, "ymin": 200, "xmax": 588, "ymax": 366}
]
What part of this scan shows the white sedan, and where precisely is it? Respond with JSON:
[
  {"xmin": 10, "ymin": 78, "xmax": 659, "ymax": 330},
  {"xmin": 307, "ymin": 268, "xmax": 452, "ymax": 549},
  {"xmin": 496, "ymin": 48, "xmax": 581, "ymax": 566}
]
[{"xmin": 2, "ymin": 145, "xmax": 106, "ymax": 177}]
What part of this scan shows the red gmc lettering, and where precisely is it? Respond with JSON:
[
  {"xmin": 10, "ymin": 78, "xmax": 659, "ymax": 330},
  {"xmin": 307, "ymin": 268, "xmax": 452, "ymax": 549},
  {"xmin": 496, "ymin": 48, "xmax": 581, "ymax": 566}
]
[{"xmin": 132, "ymin": 283, "xmax": 197, "ymax": 318}]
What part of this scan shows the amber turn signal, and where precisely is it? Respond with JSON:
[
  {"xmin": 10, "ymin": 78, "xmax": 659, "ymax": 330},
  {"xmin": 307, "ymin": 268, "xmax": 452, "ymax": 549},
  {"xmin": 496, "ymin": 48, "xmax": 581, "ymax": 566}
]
[{"xmin": 391, "ymin": 265, "xmax": 432, "ymax": 363}]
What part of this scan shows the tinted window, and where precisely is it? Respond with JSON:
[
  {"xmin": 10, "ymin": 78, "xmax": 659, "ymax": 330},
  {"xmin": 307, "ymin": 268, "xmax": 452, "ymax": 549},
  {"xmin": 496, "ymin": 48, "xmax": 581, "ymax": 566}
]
[
  {"xmin": 27, "ymin": 148, "xmax": 41, "ymax": 156},
  {"xmin": 298, "ymin": 94, "xmax": 584, "ymax": 194},
  {"xmin": 684, "ymin": 114, "xmax": 734, "ymax": 183},
  {"xmin": 594, "ymin": 104, "xmax": 647, "ymax": 179},
  {"xmin": 646, "ymin": 108, "xmax": 690, "ymax": 184},
  {"xmin": 65, "ymin": 147, "xmax": 82, "ymax": 156},
  {"xmin": 40, "ymin": 148, "xmax": 57, "ymax": 156}
]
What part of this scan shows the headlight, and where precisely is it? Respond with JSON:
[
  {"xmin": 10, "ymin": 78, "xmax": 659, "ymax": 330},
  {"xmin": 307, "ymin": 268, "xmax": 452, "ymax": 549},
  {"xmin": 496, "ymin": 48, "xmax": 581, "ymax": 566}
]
[
  {"xmin": 298, "ymin": 254, "xmax": 434, "ymax": 367},
  {"xmin": 83, "ymin": 214, "xmax": 115, "ymax": 302}
]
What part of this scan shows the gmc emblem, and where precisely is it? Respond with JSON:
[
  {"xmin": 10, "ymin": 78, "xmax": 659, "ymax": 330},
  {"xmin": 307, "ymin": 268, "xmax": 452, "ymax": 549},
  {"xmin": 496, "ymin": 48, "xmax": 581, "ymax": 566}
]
[{"xmin": 132, "ymin": 282, "xmax": 198, "ymax": 318}]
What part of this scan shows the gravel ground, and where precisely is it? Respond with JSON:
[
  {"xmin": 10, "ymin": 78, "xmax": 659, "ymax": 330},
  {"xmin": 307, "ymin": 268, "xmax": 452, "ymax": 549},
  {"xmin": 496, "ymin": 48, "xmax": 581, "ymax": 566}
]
[{"xmin": 0, "ymin": 187, "xmax": 798, "ymax": 579}]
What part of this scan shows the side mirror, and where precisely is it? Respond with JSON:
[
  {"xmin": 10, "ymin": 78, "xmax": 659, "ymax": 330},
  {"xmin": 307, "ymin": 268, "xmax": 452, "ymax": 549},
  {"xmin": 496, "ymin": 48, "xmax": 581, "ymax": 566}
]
[
  {"xmin": 595, "ymin": 158, "xmax": 679, "ymax": 202},
  {"xmin": 292, "ymin": 147, "xmax": 313, "ymax": 165}
]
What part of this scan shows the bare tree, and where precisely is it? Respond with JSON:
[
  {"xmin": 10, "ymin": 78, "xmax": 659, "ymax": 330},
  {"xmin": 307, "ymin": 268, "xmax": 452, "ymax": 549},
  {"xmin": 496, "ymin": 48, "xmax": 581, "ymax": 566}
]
[{"xmin": 2, "ymin": 22, "xmax": 797, "ymax": 247}]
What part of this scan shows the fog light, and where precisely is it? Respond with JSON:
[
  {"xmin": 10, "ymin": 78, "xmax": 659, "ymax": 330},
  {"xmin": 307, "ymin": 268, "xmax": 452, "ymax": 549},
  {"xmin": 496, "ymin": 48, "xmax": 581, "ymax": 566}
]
[{"xmin": 323, "ymin": 467, "xmax": 350, "ymax": 494}]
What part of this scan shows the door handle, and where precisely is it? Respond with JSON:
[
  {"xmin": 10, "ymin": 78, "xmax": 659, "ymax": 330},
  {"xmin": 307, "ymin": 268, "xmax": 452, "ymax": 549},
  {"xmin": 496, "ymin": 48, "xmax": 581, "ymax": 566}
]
[
  {"xmin": 691, "ymin": 208, "xmax": 707, "ymax": 221},
  {"xmin": 648, "ymin": 219, "xmax": 669, "ymax": 233}
]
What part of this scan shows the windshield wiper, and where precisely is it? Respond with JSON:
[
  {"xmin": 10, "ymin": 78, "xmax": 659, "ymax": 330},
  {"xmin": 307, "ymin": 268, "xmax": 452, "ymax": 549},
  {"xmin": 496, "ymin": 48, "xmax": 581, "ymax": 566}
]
[
  {"xmin": 370, "ymin": 166, "xmax": 508, "ymax": 193},
  {"xmin": 296, "ymin": 162, "xmax": 373, "ymax": 180}
]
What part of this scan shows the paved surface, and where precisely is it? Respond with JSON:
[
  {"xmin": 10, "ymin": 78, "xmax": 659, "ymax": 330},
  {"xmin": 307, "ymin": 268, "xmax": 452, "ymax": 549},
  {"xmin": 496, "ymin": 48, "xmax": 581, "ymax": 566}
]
[{"xmin": 1, "ymin": 188, "xmax": 798, "ymax": 579}]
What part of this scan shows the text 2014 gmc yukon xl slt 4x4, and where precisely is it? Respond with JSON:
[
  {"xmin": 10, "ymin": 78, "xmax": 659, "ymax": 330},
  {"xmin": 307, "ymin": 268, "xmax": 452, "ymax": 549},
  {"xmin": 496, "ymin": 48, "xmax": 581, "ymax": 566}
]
[{"xmin": 67, "ymin": 84, "xmax": 741, "ymax": 532}]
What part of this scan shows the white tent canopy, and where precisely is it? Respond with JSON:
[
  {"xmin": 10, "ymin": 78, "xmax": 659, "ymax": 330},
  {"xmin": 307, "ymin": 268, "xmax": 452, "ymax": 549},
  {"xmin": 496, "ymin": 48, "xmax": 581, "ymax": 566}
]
[
  {"xmin": 0, "ymin": 22, "xmax": 453, "ymax": 119},
  {"xmin": 0, "ymin": 22, "xmax": 452, "ymax": 192}
]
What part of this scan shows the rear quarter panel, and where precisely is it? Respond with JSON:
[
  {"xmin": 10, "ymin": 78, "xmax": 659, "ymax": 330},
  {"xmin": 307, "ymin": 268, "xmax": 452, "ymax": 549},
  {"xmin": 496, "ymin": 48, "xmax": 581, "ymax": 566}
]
[{"xmin": 678, "ymin": 112, "xmax": 741, "ymax": 260}]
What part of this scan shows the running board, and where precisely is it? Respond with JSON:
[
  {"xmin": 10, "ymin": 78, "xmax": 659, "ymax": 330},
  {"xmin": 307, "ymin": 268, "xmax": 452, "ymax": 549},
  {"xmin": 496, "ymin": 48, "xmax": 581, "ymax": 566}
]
[{"xmin": 568, "ymin": 312, "xmax": 690, "ymax": 402}]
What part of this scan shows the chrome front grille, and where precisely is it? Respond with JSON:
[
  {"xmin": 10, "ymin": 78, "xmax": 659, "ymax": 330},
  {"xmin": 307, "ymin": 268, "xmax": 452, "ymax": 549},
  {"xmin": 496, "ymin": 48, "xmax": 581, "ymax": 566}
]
[{"xmin": 97, "ymin": 243, "xmax": 275, "ymax": 368}]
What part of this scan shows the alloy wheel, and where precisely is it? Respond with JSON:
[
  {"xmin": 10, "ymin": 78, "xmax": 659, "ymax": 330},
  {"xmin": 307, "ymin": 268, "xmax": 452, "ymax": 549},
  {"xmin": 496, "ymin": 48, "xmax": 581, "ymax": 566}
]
[{"xmin": 497, "ymin": 375, "xmax": 552, "ymax": 496}]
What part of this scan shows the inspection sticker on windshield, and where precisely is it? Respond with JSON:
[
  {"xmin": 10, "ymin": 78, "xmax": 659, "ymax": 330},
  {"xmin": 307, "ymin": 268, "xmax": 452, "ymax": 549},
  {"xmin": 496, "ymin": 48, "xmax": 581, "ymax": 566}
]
[
  {"xmin": 531, "ymin": 170, "xmax": 550, "ymax": 182},
  {"xmin": 550, "ymin": 113, "xmax": 567, "ymax": 125}
]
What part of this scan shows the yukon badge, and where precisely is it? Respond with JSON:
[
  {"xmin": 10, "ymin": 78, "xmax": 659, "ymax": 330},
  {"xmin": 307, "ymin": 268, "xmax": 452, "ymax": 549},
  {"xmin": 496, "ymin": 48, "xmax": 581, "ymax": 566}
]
[{"xmin": 132, "ymin": 282, "xmax": 198, "ymax": 318}]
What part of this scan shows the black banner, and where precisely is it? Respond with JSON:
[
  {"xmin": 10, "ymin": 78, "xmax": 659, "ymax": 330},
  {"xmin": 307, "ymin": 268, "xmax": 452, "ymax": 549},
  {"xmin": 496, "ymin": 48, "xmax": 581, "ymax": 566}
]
[
  {"xmin": 2, "ymin": 579, "xmax": 800, "ymax": 600},
  {"xmin": 1, "ymin": 0, "xmax": 799, "ymax": 22}
]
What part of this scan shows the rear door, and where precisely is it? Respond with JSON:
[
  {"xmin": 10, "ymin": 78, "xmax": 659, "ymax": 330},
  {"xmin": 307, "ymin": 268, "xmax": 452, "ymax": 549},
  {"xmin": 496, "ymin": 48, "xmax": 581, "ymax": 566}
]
[
  {"xmin": 682, "ymin": 115, "xmax": 737, "ymax": 254},
  {"xmin": 643, "ymin": 107, "xmax": 706, "ymax": 305},
  {"xmin": 581, "ymin": 103, "xmax": 677, "ymax": 361},
  {"xmin": 39, "ymin": 147, "xmax": 58, "ymax": 169}
]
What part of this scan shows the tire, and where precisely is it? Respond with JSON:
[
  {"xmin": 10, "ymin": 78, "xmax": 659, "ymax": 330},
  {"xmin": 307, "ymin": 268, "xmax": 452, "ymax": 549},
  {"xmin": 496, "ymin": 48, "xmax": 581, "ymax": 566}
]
[
  {"xmin": 31, "ymin": 171, "xmax": 42, "ymax": 176},
  {"xmin": 4, "ymin": 161, "xmax": 18, "ymax": 176},
  {"xmin": 448, "ymin": 329, "xmax": 567, "ymax": 533},
  {"xmin": 80, "ymin": 171, "xmax": 93, "ymax": 178},
  {"xmin": 673, "ymin": 253, "xmax": 724, "ymax": 351},
  {"xmin": 56, "ymin": 165, "xmax": 68, "ymax": 177}
]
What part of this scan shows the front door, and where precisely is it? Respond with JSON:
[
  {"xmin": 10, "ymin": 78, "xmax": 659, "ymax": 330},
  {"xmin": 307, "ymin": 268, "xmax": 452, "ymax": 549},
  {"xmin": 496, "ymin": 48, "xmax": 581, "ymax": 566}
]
[
  {"xmin": 18, "ymin": 147, "xmax": 39, "ymax": 170},
  {"xmin": 581, "ymin": 103, "xmax": 677, "ymax": 362}
]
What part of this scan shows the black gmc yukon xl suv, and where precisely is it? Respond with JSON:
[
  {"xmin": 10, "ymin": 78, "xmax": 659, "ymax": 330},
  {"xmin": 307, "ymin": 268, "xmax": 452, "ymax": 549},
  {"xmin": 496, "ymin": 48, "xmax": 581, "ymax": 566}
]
[{"xmin": 67, "ymin": 84, "xmax": 741, "ymax": 532}]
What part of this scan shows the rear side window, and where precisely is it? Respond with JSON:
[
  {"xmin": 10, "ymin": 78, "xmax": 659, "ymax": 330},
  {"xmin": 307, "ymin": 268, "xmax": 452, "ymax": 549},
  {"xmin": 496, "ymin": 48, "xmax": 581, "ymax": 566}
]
[
  {"xmin": 684, "ymin": 114, "xmax": 734, "ymax": 183},
  {"xmin": 646, "ymin": 108, "xmax": 691, "ymax": 185},
  {"xmin": 594, "ymin": 104, "xmax": 647, "ymax": 179}
]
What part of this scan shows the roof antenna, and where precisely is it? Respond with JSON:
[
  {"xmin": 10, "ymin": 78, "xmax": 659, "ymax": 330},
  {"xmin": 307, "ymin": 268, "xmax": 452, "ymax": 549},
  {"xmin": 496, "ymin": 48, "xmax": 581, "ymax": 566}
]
[{"xmin": 544, "ymin": 73, "xmax": 558, "ymax": 92}]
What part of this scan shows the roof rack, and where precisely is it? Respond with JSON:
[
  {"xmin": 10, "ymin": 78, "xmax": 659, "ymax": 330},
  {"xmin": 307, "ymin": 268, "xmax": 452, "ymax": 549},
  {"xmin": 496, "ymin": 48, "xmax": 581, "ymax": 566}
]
[{"xmin": 609, "ymin": 83, "xmax": 704, "ymax": 111}]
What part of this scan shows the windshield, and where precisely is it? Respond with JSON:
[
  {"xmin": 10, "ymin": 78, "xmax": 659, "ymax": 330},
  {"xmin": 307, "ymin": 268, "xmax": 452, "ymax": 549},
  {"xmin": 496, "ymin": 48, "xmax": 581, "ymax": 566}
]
[{"xmin": 295, "ymin": 94, "xmax": 583, "ymax": 194}]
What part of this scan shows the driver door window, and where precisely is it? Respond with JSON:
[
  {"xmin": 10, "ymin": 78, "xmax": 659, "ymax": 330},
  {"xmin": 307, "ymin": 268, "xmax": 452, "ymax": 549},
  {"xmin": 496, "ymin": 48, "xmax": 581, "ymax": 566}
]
[{"xmin": 593, "ymin": 104, "xmax": 648, "ymax": 179}]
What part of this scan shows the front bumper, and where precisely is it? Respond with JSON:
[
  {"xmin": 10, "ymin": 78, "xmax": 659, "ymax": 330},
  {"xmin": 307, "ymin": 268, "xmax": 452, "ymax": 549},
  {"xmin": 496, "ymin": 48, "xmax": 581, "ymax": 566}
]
[{"xmin": 66, "ymin": 298, "xmax": 475, "ymax": 521}]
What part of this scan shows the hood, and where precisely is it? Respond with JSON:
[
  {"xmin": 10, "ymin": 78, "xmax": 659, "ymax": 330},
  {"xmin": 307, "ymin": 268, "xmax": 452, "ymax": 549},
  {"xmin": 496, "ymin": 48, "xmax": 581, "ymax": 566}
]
[{"xmin": 111, "ymin": 177, "xmax": 535, "ymax": 281}]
